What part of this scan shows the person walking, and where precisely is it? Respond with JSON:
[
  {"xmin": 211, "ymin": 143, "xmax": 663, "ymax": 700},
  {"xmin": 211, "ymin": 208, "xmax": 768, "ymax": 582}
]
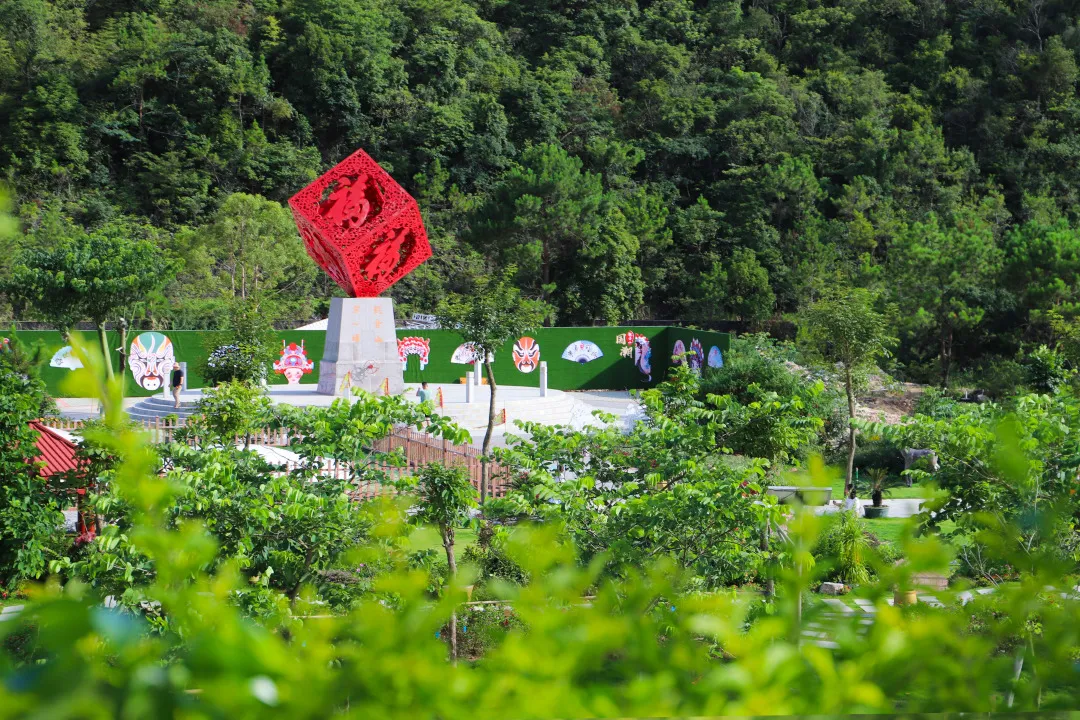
[
  {"xmin": 417, "ymin": 381, "xmax": 431, "ymax": 404},
  {"xmin": 171, "ymin": 363, "xmax": 184, "ymax": 408}
]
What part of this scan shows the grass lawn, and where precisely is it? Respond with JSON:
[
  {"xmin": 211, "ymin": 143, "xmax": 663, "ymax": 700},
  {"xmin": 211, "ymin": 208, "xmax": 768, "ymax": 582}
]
[
  {"xmin": 863, "ymin": 517, "xmax": 910, "ymax": 544},
  {"xmin": 407, "ymin": 525, "xmax": 479, "ymax": 554}
]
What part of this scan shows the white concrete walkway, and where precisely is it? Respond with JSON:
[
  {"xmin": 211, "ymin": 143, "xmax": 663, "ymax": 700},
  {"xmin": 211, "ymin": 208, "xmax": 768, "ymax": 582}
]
[
  {"xmin": 814, "ymin": 497, "xmax": 927, "ymax": 519},
  {"xmin": 55, "ymin": 384, "xmax": 645, "ymax": 450}
]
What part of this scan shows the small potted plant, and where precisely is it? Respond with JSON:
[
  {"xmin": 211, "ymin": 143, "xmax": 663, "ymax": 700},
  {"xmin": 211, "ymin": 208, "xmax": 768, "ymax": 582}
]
[{"xmin": 861, "ymin": 467, "xmax": 903, "ymax": 519}]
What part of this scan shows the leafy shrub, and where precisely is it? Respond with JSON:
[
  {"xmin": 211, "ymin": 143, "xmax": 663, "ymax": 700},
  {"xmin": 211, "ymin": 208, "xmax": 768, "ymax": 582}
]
[
  {"xmin": 0, "ymin": 364, "xmax": 66, "ymax": 590},
  {"xmin": 1026, "ymin": 345, "xmax": 1070, "ymax": 393},
  {"xmin": 199, "ymin": 297, "xmax": 279, "ymax": 385},
  {"xmin": 462, "ymin": 523, "xmax": 529, "ymax": 589},
  {"xmin": 408, "ymin": 548, "xmax": 450, "ymax": 597},
  {"xmin": 184, "ymin": 380, "xmax": 273, "ymax": 447},
  {"xmin": 852, "ymin": 438, "xmax": 904, "ymax": 475},
  {"xmin": 977, "ymin": 356, "xmax": 1028, "ymax": 398},
  {"xmin": 814, "ymin": 511, "xmax": 871, "ymax": 585},
  {"xmin": 449, "ymin": 603, "xmax": 527, "ymax": 660},
  {"xmin": 914, "ymin": 387, "xmax": 963, "ymax": 418},
  {"xmin": 202, "ymin": 342, "xmax": 267, "ymax": 385},
  {"xmin": 700, "ymin": 334, "xmax": 846, "ymax": 453}
]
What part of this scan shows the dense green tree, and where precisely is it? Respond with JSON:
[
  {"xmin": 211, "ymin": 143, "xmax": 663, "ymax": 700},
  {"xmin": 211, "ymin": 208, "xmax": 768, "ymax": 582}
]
[
  {"xmin": 0, "ymin": 356, "xmax": 65, "ymax": 589},
  {"xmin": 889, "ymin": 212, "xmax": 1002, "ymax": 387},
  {"xmin": 694, "ymin": 247, "xmax": 776, "ymax": 326},
  {"xmin": 473, "ymin": 143, "xmax": 642, "ymax": 324},
  {"xmin": 799, "ymin": 288, "xmax": 895, "ymax": 494},
  {"xmin": 168, "ymin": 193, "xmax": 320, "ymax": 325},
  {"xmin": 3, "ymin": 0, "xmax": 1080, "ymax": 380},
  {"xmin": 5, "ymin": 218, "xmax": 174, "ymax": 377},
  {"xmin": 399, "ymin": 463, "xmax": 476, "ymax": 660}
]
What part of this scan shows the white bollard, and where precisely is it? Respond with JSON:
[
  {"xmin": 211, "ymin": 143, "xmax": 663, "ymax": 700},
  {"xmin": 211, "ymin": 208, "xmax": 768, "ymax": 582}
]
[
  {"xmin": 465, "ymin": 372, "xmax": 474, "ymax": 403},
  {"xmin": 539, "ymin": 361, "xmax": 549, "ymax": 397}
]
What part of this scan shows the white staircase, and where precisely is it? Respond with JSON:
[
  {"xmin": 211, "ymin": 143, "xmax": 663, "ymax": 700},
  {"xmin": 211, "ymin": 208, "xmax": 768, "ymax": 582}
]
[{"xmin": 126, "ymin": 396, "xmax": 200, "ymax": 422}]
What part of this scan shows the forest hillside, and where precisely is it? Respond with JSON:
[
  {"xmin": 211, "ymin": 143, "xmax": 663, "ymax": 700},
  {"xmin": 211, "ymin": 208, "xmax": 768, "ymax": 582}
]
[{"xmin": 4, "ymin": 0, "xmax": 1080, "ymax": 383}]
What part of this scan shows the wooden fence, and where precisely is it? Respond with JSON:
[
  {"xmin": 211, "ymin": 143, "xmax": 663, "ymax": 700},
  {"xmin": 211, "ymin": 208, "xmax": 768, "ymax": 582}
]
[{"xmin": 41, "ymin": 417, "xmax": 511, "ymax": 500}]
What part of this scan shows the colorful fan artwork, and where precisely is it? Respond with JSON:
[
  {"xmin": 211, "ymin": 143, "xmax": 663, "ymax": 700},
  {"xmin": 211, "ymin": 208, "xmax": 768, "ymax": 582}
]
[
  {"xmin": 451, "ymin": 342, "xmax": 480, "ymax": 364},
  {"xmin": 272, "ymin": 340, "xmax": 315, "ymax": 385},
  {"xmin": 708, "ymin": 346, "xmax": 724, "ymax": 369},
  {"xmin": 397, "ymin": 336, "xmax": 431, "ymax": 370},
  {"xmin": 688, "ymin": 338, "xmax": 704, "ymax": 372},
  {"xmin": 129, "ymin": 332, "xmax": 175, "ymax": 391},
  {"xmin": 671, "ymin": 339, "xmax": 687, "ymax": 365},
  {"xmin": 50, "ymin": 346, "xmax": 83, "ymax": 370},
  {"xmin": 616, "ymin": 332, "xmax": 651, "ymax": 381},
  {"xmin": 512, "ymin": 336, "xmax": 540, "ymax": 373},
  {"xmin": 634, "ymin": 336, "xmax": 652, "ymax": 381},
  {"xmin": 561, "ymin": 340, "xmax": 603, "ymax": 364}
]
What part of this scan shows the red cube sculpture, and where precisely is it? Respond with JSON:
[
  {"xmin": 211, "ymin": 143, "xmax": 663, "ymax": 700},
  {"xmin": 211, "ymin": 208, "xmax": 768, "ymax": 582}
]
[{"xmin": 288, "ymin": 149, "xmax": 432, "ymax": 297}]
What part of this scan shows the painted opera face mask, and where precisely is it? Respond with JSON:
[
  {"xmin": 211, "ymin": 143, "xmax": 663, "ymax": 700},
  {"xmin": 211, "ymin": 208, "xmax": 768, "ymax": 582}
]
[{"xmin": 129, "ymin": 332, "xmax": 176, "ymax": 391}]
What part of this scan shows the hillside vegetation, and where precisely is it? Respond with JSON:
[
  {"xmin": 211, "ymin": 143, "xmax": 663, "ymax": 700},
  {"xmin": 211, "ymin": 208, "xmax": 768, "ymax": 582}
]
[{"xmin": 5, "ymin": 0, "xmax": 1080, "ymax": 382}]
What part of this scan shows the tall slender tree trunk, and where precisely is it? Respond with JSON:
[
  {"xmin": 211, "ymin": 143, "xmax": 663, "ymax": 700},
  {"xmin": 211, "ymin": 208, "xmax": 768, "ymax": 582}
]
[
  {"xmin": 97, "ymin": 324, "xmax": 114, "ymax": 380},
  {"xmin": 480, "ymin": 359, "xmax": 498, "ymax": 505},
  {"xmin": 443, "ymin": 526, "xmax": 458, "ymax": 663},
  {"xmin": 940, "ymin": 325, "xmax": 953, "ymax": 389},
  {"xmin": 845, "ymin": 368, "xmax": 856, "ymax": 497},
  {"xmin": 760, "ymin": 522, "xmax": 774, "ymax": 598},
  {"xmin": 118, "ymin": 320, "xmax": 128, "ymax": 399}
]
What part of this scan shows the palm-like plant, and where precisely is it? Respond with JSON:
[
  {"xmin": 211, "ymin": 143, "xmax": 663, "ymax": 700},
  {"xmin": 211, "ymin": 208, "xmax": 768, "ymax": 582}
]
[
  {"xmin": 835, "ymin": 510, "xmax": 870, "ymax": 585},
  {"xmin": 862, "ymin": 467, "xmax": 906, "ymax": 507}
]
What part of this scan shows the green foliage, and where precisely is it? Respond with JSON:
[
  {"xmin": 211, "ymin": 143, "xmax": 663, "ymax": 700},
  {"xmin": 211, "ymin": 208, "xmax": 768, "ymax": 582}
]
[
  {"xmin": 814, "ymin": 511, "xmax": 871, "ymax": 586},
  {"xmin": 200, "ymin": 298, "xmax": 279, "ymax": 385},
  {"xmin": 889, "ymin": 211, "xmax": 1003, "ymax": 387},
  {"xmin": 438, "ymin": 267, "xmax": 550, "ymax": 499},
  {"xmin": 60, "ymin": 445, "xmax": 376, "ymax": 616},
  {"xmin": 3, "ymin": 0, "xmax": 1080, "ymax": 385},
  {"xmin": 275, "ymin": 391, "xmax": 472, "ymax": 472},
  {"xmin": 701, "ymin": 334, "xmax": 846, "ymax": 455},
  {"xmin": 462, "ymin": 523, "xmax": 529, "ymax": 589},
  {"xmin": 202, "ymin": 344, "xmax": 267, "ymax": 386},
  {"xmin": 799, "ymin": 288, "xmax": 895, "ymax": 386},
  {"xmin": 799, "ymin": 287, "xmax": 895, "ymax": 491},
  {"xmin": 6, "ymin": 219, "xmax": 173, "ymax": 334},
  {"xmin": 4, "ymin": 217, "xmax": 174, "ymax": 376},
  {"xmin": 864, "ymin": 391, "xmax": 1080, "ymax": 572},
  {"xmin": 0, "ymin": 363, "xmax": 64, "ymax": 589},
  {"xmin": 493, "ymin": 365, "xmax": 785, "ymax": 588},
  {"xmin": 475, "ymin": 143, "xmax": 643, "ymax": 324},
  {"xmin": 695, "ymin": 248, "xmax": 776, "ymax": 326},
  {"xmin": 1025, "ymin": 345, "xmax": 1071, "ymax": 393},
  {"xmin": 8, "ymin": 341, "xmax": 1080, "ymax": 716},
  {"xmin": 974, "ymin": 357, "xmax": 1030, "ymax": 400},
  {"xmin": 185, "ymin": 381, "xmax": 273, "ymax": 449},
  {"xmin": 860, "ymin": 467, "xmax": 906, "ymax": 508},
  {"xmin": 913, "ymin": 388, "xmax": 963, "ymax": 419},
  {"xmin": 398, "ymin": 463, "xmax": 476, "ymax": 573},
  {"xmin": 438, "ymin": 269, "xmax": 550, "ymax": 364},
  {"xmin": 0, "ymin": 331, "xmax": 55, "ymax": 417},
  {"xmin": 168, "ymin": 193, "xmax": 323, "ymax": 326},
  {"xmin": 852, "ymin": 438, "xmax": 904, "ymax": 476}
]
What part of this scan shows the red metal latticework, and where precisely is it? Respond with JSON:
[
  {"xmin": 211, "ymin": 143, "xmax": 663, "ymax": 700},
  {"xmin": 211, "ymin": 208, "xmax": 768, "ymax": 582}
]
[{"xmin": 288, "ymin": 149, "xmax": 432, "ymax": 297}]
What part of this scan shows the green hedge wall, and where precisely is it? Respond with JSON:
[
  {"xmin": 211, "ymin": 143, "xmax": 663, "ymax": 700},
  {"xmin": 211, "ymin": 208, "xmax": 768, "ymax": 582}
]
[{"xmin": 10, "ymin": 326, "xmax": 729, "ymax": 397}]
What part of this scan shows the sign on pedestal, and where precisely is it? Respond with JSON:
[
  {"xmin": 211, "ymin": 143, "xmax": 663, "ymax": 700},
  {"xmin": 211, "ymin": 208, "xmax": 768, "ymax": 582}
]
[{"xmin": 316, "ymin": 297, "xmax": 404, "ymax": 397}]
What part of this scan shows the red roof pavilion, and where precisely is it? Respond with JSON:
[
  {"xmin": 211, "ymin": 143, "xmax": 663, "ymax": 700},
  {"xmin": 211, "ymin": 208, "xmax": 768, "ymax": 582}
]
[{"xmin": 29, "ymin": 420, "xmax": 82, "ymax": 479}]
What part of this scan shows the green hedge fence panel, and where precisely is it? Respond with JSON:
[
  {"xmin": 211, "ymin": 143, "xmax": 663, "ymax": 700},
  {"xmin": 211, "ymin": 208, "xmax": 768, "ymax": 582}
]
[{"xmin": 9, "ymin": 326, "xmax": 729, "ymax": 397}]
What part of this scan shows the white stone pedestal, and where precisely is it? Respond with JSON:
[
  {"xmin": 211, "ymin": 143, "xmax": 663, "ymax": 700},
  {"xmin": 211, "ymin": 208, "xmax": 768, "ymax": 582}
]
[{"xmin": 317, "ymin": 297, "xmax": 404, "ymax": 396}]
